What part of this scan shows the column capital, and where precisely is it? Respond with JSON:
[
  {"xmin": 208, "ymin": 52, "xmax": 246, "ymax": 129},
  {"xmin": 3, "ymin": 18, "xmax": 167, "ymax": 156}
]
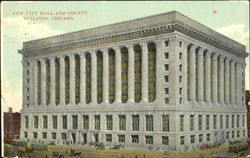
[
  {"xmin": 230, "ymin": 60, "xmax": 235, "ymax": 65},
  {"xmin": 153, "ymin": 39, "xmax": 163, "ymax": 46},
  {"xmin": 78, "ymin": 52, "xmax": 85, "ymax": 57},
  {"xmin": 190, "ymin": 44, "xmax": 198, "ymax": 52},
  {"xmin": 113, "ymin": 46, "xmax": 121, "ymax": 52},
  {"xmin": 198, "ymin": 48, "xmax": 205, "ymax": 55},
  {"xmin": 125, "ymin": 44, "xmax": 134, "ymax": 49},
  {"xmin": 212, "ymin": 53, "xmax": 219, "ymax": 60},
  {"xmin": 89, "ymin": 49, "xmax": 96, "ymax": 54},
  {"xmin": 39, "ymin": 58, "xmax": 46, "ymax": 64},
  {"xmin": 68, "ymin": 54, "xmax": 75, "ymax": 58},
  {"xmin": 205, "ymin": 50, "xmax": 212, "ymax": 57},
  {"xmin": 219, "ymin": 55, "xmax": 225, "ymax": 62},
  {"xmin": 59, "ymin": 55, "xmax": 65, "ymax": 59},
  {"xmin": 100, "ymin": 48, "xmax": 108, "ymax": 53},
  {"xmin": 139, "ymin": 41, "xmax": 147, "ymax": 47},
  {"xmin": 49, "ymin": 56, "xmax": 55, "ymax": 61}
]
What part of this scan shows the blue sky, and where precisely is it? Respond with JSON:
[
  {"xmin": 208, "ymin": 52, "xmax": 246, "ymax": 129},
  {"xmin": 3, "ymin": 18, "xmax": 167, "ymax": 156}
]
[{"xmin": 1, "ymin": 1, "xmax": 249, "ymax": 112}]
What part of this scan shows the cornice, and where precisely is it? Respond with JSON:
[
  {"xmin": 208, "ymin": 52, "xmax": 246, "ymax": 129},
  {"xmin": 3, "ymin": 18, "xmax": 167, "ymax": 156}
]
[{"xmin": 19, "ymin": 22, "xmax": 248, "ymax": 59}]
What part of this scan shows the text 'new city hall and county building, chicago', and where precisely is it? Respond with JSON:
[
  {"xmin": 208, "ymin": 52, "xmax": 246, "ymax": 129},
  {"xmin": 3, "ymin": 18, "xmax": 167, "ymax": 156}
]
[{"xmin": 18, "ymin": 11, "xmax": 248, "ymax": 152}]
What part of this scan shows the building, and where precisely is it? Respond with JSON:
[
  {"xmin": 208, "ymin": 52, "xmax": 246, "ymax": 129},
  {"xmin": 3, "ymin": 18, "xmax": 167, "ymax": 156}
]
[
  {"xmin": 18, "ymin": 11, "xmax": 248, "ymax": 152},
  {"xmin": 4, "ymin": 108, "xmax": 21, "ymax": 139},
  {"xmin": 246, "ymin": 90, "xmax": 250, "ymax": 137}
]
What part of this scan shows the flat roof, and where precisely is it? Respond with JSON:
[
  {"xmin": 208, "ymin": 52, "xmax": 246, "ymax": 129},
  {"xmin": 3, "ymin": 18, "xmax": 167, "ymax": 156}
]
[{"xmin": 22, "ymin": 11, "xmax": 246, "ymax": 52}]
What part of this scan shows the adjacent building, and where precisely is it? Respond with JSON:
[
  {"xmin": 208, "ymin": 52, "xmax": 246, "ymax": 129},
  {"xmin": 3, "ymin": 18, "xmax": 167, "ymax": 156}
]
[
  {"xmin": 246, "ymin": 90, "xmax": 250, "ymax": 137},
  {"xmin": 4, "ymin": 108, "xmax": 21, "ymax": 139},
  {"xmin": 18, "ymin": 11, "xmax": 248, "ymax": 152}
]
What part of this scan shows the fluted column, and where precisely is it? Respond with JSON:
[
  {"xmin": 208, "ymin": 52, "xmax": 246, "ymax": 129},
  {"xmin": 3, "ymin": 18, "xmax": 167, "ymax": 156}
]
[
  {"xmin": 211, "ymin": 53, "xmax": 218, "ymax": 104},
  {"xmin": 230, "ymin": 60, "xmax": 235, "ymax": 105},
  {"xmin": 140, "ymin": 42, "xmax": 149, "ymax": 102},
  {"xmin": 90, "ymin": 50, "xmax": 97, "ymax": 104},
  {"xmin": 127, "ymin": 44, "xmax": 135, "ymax": 103},
  {"xmin": 204, "ymin": 51, "xmax": 212, "ymax": 103},
  {"xmin": 33, "ymin": 60, "xmax": 38, "ymax": 106},
  {"xmin": 114, "ymin": 46, "xmax": 122, "ymax": 103},
  {"xmin": 224, "ymin": 58, "xmax": 230, "ymax": 105},
  {"xmin": 218, "ymin": 55, "xmax": 225, "ymax": 105},
  {"xmin": 79, "ymin": 53, "xmax": 86, "ymax": 104},
  {"xmin": 182, "ymin": 41, "xmax": 188, "ymax": 103},
  {"xmin": 69, "ymin": 54, "xmax": 75, "ymax": 105},
  {"xmin": 102, "ymin": 49, "xmax": 109, "ymax": 103},
  {"xmin": 59, "ymin": 56, "xmax": 65, "ymax": 105},
  {"xmin": 189, "ymin": 44, "xmax": 197, "ymax": 101},
  {"xmin": 235, "ymin": 62, "xmax": 240, "ymax": 105},
  {"xmin": 197, "ymin": 48, "xmax": 204, "ymax": 102},
  {"xmin": 49, "ymin": 57, "xmax": 56, "ymax": 106},
  {"xmin": 40, "ymin": 59, "xmax": 46, "ymax": 105}
]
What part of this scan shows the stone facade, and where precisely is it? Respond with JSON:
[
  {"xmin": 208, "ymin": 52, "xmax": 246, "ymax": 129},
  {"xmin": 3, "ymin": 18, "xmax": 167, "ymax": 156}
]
[{"xmin": 19, "ymin": 11, "xmax": 248, "ymax": 152}]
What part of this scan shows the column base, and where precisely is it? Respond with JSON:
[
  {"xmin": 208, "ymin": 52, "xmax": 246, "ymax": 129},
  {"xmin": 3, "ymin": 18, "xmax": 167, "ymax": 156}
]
[{"xmin": 127, "ymin": 99, "xmax": 135, "ymax": 104}]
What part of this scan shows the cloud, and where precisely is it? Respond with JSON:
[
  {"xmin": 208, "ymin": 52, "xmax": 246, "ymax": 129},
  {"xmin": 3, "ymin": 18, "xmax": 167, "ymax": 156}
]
[
  {"xmin": 216, "ymin": 24, "xmax": 249, "ymax": 50},
  {"xmin": 2, "ymin": 16, "xmax": 64, "ymax": 48}
]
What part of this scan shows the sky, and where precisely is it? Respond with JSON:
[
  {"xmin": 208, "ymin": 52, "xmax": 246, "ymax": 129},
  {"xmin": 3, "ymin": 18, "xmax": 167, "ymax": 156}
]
[{"xmin": 1, "ymin": 1, "xmax": 249, "ymax": 112}]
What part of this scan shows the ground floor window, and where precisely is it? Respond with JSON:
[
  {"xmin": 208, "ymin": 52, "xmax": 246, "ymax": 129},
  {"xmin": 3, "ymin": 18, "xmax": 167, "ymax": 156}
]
[
  {"xmin": 52, "ymin": 132, "xmax": 56, "ymax": 139},
  {"xmin": 199, "ymin": 134, "xmax": 203, "ymax": 143},
  {"xmin": 190, "ymin": 135, "xmax": 195, "ymax": 144},
  {"xmin": 145, "ymin": 136, "xmax": 153, "ymax": 144},
  {"xmin": 33, "ymin": 132, "xmax": 37, "ymax": 139},
  {"xmin": 118, "ymin": 135, "xmax": 125, "ymax": 143},
  {"xmin": 61, "ymin": 133, "xmax": 67, "ymax": 140},
  {"xmin": 237, "ymin": 131, "xmax": 240, "ymax": 137},
  {"xmin": 24, "ymin": 132, "xmax": 28, "ymax": 138},
  {"xmin": 132, "ymin": 135, "xmax": 139, "ymax": 144},
  {"xmin": 180, "ymin": 136, "xmax": 184, "ymax": 145},
  {"xmin": 106, "ymin": 134, "xmax": 112, "ymax": 142},
  {"xmin": 42, "ymin": 132, "xmax": 47, "ymax": 139},
  {"xmin": 206, "ymin": 134, "xmax": 210, "ymax": 142},
  {"xmin": 162, "ymin": 136, "xmax": 169, "ymax": 145}
]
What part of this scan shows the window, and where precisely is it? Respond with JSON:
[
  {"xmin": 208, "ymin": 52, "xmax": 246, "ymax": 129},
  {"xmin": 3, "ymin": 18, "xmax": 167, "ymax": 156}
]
[
  {"xmin": 226, "ymin": 115, "xmax": 229, "ymax": 128},
  {"xmin": 179, "ymin": 76, "xmax": 182, "ymax": 83},
  {"xmin": 199, "ymin": 134, "xmax": 203, "ymax": 143},
  {"xmin": 43, "ymin": 116, "xmax": 48, "ymax": 129},
  {"xmin": 226, "ymin": 132, "xmax": 229, "ymax": 139},
  {"xmin": 237, "ymin": 115, "xmax": 239, "ymax": 128},
  {"xmin": 118, "ymin": 135, "xmax": 125, "ymax": 143},
  {"xmin": 132, "ymin": 115, "xmax": 139, "ymax": 131},
  {"xmin": 220, "ymin": 115, "xmax": 223, "ymax": 129},
  {"xmin": 180, "ymin": 136, "xmax": 185, "ymax": 145},
  {"xmin": 162, "ymin": 115, "xmax": 169, "ymax": 132},
  {"xmin": 180, "ymin": 115, "xmax": 184, "ymax": 131},
  {"xmin": 25, "ymin": 116, "xmax": 29, "ymax": 128},
  {"xmin": 62, "ymin": 115, "xmax": 67, "ymax": 129},
  {"xmin": 52, "ymin": 115, "xmax": 57, "ymax": 129},
  {"xmin": 95, "ymin": 115, "xmax": 100, "ymax": 130},
  {"xmin": 146, "ymin": 115, "xmax": 153, "ymax": 131},
  {"xmin": 132, "ymin": 135, "xmax": 139, "ymax": 143},
  {"xmin": 165, "ymin": 88, "xmax": 169, "ymax": 94},
  {"xmin": 243, "ymin": 115, "xmax": 245, "ymax": 127},
  {"xmin": 232, "ymin": 131, "xmax": 234, "ymax": 138},
  {"xmin": 179, "ymin": 65, "xmax": 182, "ymax": 71},
  {"xmin": 145, "ymin": 136, "xmax": 153, "ymax": 144},
  {"xmin": 206, "ymin": 115, "xmax": 210, "ymax": 130},
  {"xmin": 119, "ymin": 115, "xmax": 126, "ymax": 131},
  {"xmin": 24, "ymin": 132, "xmax": 28, "ymax": 138},
  {"xmin": 83, "ymin": 115, "xmax": 89, "ymax": 130},
  {"xmin": 165, "ymin": 98, "xmax": 169, "ymax": 104},
  {"xmin": 164, "ymin": 40, "xmax": 169, "ymax": 47},
  {"xmin": 237, "ymin": 131, "xmax": 240, "ymax": 137},
  {"xmin": 164, "ymin": 75, "xmax": 169, "ymax": 82},
  {"xmin": 34, "ymin": 116, "xmax": 38, "ymax": 129},
  {"xmin": 190, "ymin": 115, "xmax": 194, "ymax": 131},
  {"xmin": 27, "ymin": 87, "xmax": 29, "ymax": 92},
  {"xmin": 206, "ymin": 134, "xmax": 210, "ymax": 141},
  {"xmin": 179, "ymin": 52, "xmax": 182, "ymax": 59},
  {"xmin": 61, "ymin": 133, "xmax": 67, "ymax": 140},
  {"xmin": 106, "ymin": 134, "xmax": 112, "ymax": 142},
  {"xmin": 52, "ymin": 132, "xmax": 56, "ymax": 139},
  {"xmin": 179, "ymin": 98, "xmax": 182, "ymax": 104},
  {"xmin": 164, "ymin": 52, "xmax": 169, "ymax": 59},
  {"xmin": 33, "ymin": 132, "xmax": 38, "ymax": 139},
  {"xmin": 179, "ymin": 41, "xmax": 182, "ymax": 47},
  {"xmin": 164, "ymin": 64, "xmax": 169, "ymax": 71},
  {"xmin": 162, "ymin": 136, "xmax": 169, "ymax": 145},
  {"xmin": 27, "ymin": 70, "xmax": 29, "ymax": 75},
  {"xmin": 232, "ymin": 115, "xmax": 234, "ymax": 128},
  {"xmin": 42, "ymin": 132, "xmax": 47, "ymax": 139},
  {"xmin": 106, "ymin": 115, "xmax": 113, "ymax": 130},
  {"xmin": 190, "ymin": 135, "xmax": 195, "ymax": 144},
  {"xmin": 27, "ymin": 96, "xmax": 29, "ymax": 101},
  {"xmin": 72, "ymin": 115, "xmax": 78, "ymax": 129},
  {"xmin": 179, "ymin": 88, "xmax": 182, "ymax": 95},
  {"xmin": 213, "ymin": 115, "xmax": 217, "ymax": 130},
  {"xmin": 243, "ymin": 130, "xmax": 245, "ymax": 137},
  {"xmin": 198, "ymin": 115, "xmax": 202, "ymax": 130}
]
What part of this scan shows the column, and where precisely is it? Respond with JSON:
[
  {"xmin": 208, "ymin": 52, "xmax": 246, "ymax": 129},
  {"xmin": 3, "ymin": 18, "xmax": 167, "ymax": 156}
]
[
  {"xmin": 40, "ymin": 58, "xmax": 46, "ymax": 105},
  {"xmin": 90, "ymin": 50, "xmax": 97, "ymax": 104},
  {"xmin": 230, "ymin": 60, "xmax": 235, "ymax": 105},
  {"xmin": 22, "ymin": 61, "xmax": 27, "ymax": 108},
  {"xmin": 235, "ymin": 62, "xmax": 240, "ymax": 105},
  {"xmin": 182, "ymin": 41, "xmax": 188, "ymax": 103},
  {"xmin": 69, "ymin": 54, "xmax": 75, "ymax": 105},
  {"xmin": 59, "ymin": 56, "xmax": 65, "ymax": 105},
  {"xmin": 211, "ymin": 53, "xmax": 218, "ymax": 104},
  {"xmin": 204, "ymin": 50, "xmax": 212, "ymax": 103},
  {"xmin": 50, "ymin": 57, "xmax": 56, "ymax": 106},
  {"xmin": 127, "ymin": 44, "xmax": 135, "ymax": 103},
  {"xmin": 189, "ymin": 44, "xmax": 197, "ymax": 101},
  {"xmin": 102, "ymin": 49, "xmax": 109, "ymax": 103},
  {"xmin": 79, "ymin": 53, "xmax": 86, "ymax": 104},
  {"xmin": 224, "ymin": 58, "xmax": 230, "ymax": 105},
  {"xmin": 197, "ymin": 48, "xmax": 204, "ymax": 102},
  {"xmin": 140, "ymin": 42, "xmax": 149, "ymax": 102},
  {"xmin": 218, "ymin": 55, "xmax": 225, "ymax": 105},
  {"xmin": 114, "ymin": 46, "xmax": 122, "ymax": 103},
  {"xmin": 33, "ymin": 60, "xmax": 38, "ymax": 106}
]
